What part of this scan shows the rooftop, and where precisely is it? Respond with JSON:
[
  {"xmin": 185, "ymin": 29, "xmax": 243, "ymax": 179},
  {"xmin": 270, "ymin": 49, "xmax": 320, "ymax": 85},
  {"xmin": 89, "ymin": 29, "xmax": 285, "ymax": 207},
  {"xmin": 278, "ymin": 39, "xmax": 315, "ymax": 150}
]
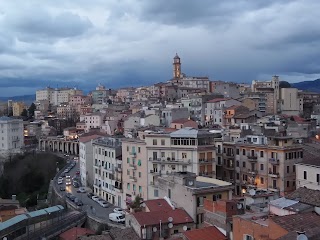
[
  {"xmin": 171, "ymin": 118, "xmax": 194, "ymax": 124},
  {"xmin": 170, "ymin": 127, "xmax": 213, "ymax": 138},
  {"xmin": 144, "ymin": 199, "xmax": 173, "ymax": 212},
  {"xmin": 206, "ymin": 98, "xmax": 231, "ymax": 103},
  {"xmin": 132, "ymin": 208, "xmax": 193, "ymax": 227},
  {"xmin": 286, "ymin": 187, "xmax": 320, "ymax": 207},
  {"xmin": 59, "ymin": 227, "xmax": 95, "ymax": 240},
  {"xmin": 183, "ymin": 226, "xmax": 227, "ymax": 240}
]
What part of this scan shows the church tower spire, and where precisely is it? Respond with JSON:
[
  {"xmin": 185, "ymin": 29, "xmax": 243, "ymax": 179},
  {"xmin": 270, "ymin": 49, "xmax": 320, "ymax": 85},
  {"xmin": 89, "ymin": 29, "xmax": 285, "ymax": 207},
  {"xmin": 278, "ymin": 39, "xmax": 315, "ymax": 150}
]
[{"xmin": 173, "ymin": 53, "xmax": 181, "ymax": 79}]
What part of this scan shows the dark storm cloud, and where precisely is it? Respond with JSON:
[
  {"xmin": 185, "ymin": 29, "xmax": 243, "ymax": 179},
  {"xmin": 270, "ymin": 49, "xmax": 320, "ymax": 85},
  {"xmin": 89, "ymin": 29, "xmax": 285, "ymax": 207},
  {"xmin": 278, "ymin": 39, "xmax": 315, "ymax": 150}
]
[{"xmin": 0, "ymin": 0, "xmax": 320, "ymax": 96}]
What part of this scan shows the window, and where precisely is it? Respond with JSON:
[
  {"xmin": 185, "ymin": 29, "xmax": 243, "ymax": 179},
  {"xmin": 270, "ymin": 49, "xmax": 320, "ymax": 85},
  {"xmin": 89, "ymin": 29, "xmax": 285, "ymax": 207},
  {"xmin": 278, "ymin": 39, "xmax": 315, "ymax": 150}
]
[
  {"xmin": 138, "ymin": 147, "xmax": 140, "ymax": 153},
  {"xmin": 161, "ymin": 139, "xmax": 165, "ymax": 145},
  {"xmin": 154, "ymin": 189, "xmax": 158, "ymax": 197},
  {"xmin": 161, "ymin": 152, "xmax": 165, "ymax": 158},
  {"xmin": 133, "ymin": 184, "xmax": 136, "ymax": 191},
  {"xmin": 242, "ymin": 162, "xmax": 246, "ymax": 168},
  {"xmin": 139, "ymin": 186, "xmax": 142, "ymax": 193},
  {"xmin": 127, "ymin": 183, "xmax": 130, "ymax": 190},
  {"xmin": 236, "ymin": 173, "xmax": 240, "ymax": 180},
  {"xmin": 293, "ymin": 165, "xmax": 296, "ymax": 172},
  {"xmin": 304, "ymin": 171, "xmax": 307, "ymax": 180},
  {"xmin": 260, "ymin": 151, "xmax": 264, "ymax": 157},
  {"xmin": 236, "ymin": 161, "xmax": 239, "ymax": 167},
  {"xmin": 286, "ymin": 166, "xmax": 289, "ymax": 173},
  {"xmin": 242, "ymin": 149, "xmax": 246, "ymax": 156},
  {"xmin": 174, "ymin": 230, "xmax": 179, "ymax": 234},
  {"xmin": 261, "ymin": 177, "xmax": 264, "ymax": 184},
  {"xmin": 182, "ymin": 153, "xmax": 187, "ymax": 159},
  {"xmin": 243, "ymin": 234, "xmax": 253, "ymax": 240},
  {"xmin": 317, "ymin": 174, "xmax": 320, "ymax": 183},
  {"xmin": 260, "ymin": 164, "xmax": 264, "ymax": 171},
  {"xmin": 168, "ymin": 189, "xmax": 171, "ymax": 199},
  {"xmin": 127, "ymin": 158, "xmax": 130, "ymax": 164},
  {"xmin": 127, "ymin": 146, "xmax": 129, "ymax": 151},
  {"xmin": 139, "ymin": 172, "xmax": 141, "ymax": 178},
  {"xmin": 212, "ymin": 194, "xmax": 222, "ymax": 201},
  {"xmin": 153, "ymin": 139, "xmax": 157, "ymax": 145},
  {"xmin": 236, "ymin": 149, "xmax": 240, "ymax": 155},
  {"xmin": 287, "ymin": 181, "xmax": 290, "ymax": 187},
  {"xmin": 197, "ymin": 196, "xmax": 206, "ymax": 207}
]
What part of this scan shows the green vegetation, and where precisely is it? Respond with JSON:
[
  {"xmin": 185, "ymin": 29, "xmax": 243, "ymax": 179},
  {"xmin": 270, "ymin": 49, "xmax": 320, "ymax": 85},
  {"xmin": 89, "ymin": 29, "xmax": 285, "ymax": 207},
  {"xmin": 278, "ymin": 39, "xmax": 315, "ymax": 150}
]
[{"xmin": 0, "ymin": 152, "xmax": 65, "ymax": 207}]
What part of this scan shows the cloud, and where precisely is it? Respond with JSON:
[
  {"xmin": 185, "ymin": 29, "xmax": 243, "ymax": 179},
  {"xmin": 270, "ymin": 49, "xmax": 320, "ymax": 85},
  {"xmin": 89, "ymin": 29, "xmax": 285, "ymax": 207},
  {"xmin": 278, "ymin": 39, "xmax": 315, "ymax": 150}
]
[{"xmin": 0, "ymin": 0, "xmax": 319, "ymax": 96}]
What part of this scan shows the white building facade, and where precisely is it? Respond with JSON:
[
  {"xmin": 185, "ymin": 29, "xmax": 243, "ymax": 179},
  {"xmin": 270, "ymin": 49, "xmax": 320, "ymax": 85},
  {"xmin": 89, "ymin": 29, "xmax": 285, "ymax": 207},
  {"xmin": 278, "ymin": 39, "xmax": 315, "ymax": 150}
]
[{"xmin": 0, "ymin": 117, "xmax": 24, "ymax": 157}]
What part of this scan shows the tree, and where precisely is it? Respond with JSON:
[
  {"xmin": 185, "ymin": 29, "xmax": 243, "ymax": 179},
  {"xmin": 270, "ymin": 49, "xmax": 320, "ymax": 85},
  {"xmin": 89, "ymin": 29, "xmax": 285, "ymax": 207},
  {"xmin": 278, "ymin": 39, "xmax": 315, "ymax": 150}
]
[
  {"xmin": 28, "ymin": 103, "xmax": 36, "ymax": 117},
  {"xmin": 21, "ymin": 109, "xmax": 28, "ymax": 117}
]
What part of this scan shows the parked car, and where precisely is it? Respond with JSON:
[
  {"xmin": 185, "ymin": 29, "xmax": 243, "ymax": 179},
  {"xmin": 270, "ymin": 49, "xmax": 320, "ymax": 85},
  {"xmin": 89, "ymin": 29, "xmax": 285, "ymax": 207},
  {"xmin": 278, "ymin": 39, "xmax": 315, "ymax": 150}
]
[
  {"xmin": 66, "ymin": 193, "xmax": 72, "ymax": 199},
  {"xmin": 92, "ymin": 196, "xmax": 99, "ymax": 202},
  {"xmin": 87, "ymin": 193, "xmax": 93, "ymax": 198},
  {"xmin": 60, "ymin": 186, "xmax": 66, "ymax": 191},
  {"xmin": 69, "ymin": 195, "xmax": 76, "ymax": 202},
  {"xmin": 76, "ymin": 200, "xmax": 83, "ymax": 206},
  {"xmin": 98, "ymin": 200, "xmax": 109, "ymax": 208},
  {"xmin": 109, "ymin": 213, "xmax": 125, "ymax": 223},
  {"xmin": 57, "ymin": 179, "xmax": 63, "ymax": 185},
  {"xmin": 77, "ymin": 187, "xmax": 86, "ymax": 193},
  {"xmin": 113, "ymin": 208, "xmax": 125, "ymax": 215},
  {"xmin": 73, "ymin": 182, "xmax": 80, "ymax": 188}
]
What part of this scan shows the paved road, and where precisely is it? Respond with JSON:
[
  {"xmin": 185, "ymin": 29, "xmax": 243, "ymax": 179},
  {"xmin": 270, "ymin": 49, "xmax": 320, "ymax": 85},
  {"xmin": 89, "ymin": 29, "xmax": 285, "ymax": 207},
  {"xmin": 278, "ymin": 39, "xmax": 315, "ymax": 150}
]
[{"xmin": 54, "ymin": 155, "xmax": 119, "ymax": 223}]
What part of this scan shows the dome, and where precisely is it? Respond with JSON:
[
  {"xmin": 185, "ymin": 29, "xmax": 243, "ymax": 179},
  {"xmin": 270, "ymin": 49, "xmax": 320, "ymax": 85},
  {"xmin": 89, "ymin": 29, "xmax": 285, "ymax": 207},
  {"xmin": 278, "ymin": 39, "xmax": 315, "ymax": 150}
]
[{"xmin": 279, "ymin": 81, "xmax": 291, "ymax": 88}]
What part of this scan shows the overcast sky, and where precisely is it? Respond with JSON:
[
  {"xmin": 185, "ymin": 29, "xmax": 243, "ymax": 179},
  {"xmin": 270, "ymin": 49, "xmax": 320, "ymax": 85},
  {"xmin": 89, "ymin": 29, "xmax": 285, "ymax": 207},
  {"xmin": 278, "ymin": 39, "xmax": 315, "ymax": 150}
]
[{"xmin": 0, "ymin": 0, "xmax": 320, "ymax": 96}]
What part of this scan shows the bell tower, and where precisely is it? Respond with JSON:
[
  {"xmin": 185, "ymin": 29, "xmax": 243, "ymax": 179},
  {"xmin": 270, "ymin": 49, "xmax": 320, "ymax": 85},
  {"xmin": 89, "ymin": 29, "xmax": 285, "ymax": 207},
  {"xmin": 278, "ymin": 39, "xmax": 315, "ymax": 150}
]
[{"xmin": 173, "ymin": 53, "xmax": 181, "ymax": 79}]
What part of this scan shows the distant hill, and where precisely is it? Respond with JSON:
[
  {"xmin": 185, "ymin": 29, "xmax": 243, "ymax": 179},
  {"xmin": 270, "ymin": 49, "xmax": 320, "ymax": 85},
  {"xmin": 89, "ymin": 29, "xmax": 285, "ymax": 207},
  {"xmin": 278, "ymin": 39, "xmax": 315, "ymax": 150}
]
[
  {"xmin": 0, "ymin": 94, "xmax": 35, "ymax": 104},
  {"xmin": 292, "ymin": 79, "xmax": 320, "ymax": 93}
]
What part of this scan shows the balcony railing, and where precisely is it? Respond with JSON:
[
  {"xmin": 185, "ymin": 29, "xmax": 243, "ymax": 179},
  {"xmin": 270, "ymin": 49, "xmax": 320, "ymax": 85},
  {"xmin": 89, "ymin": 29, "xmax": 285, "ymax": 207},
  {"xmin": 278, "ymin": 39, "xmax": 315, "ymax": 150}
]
[
  {"xmin": 199, "ymin": 158, "xmax": 215, "ymax": 164},
  {"xmin": 269, "ymin": 172, "xmax": 280, "ymax": 178},
  {"xmin": 129, "ymin": 176, "xmax": 137, "ymax": 182},
  {"xmin": 247, "ymin": 154, "xmax": 258, "ymax": 161},
  {"xmin": 149, "ymin": 158, "xmax": 191, "ymax": 164},
  {"xmin": 269, "ymin": 158, "xmax": 280, "ymax": 165},
  {"xmin": 129, "ymin": 164, "xmax": 137, "ymax": 170}
]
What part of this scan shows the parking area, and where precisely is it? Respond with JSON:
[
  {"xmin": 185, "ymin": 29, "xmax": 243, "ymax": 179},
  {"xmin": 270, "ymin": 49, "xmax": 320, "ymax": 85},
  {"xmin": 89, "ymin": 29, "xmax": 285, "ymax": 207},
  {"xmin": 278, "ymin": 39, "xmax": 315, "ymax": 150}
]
[{"xmin": 54, "ymin": 155, "xmax": 124, "ymax": 224}]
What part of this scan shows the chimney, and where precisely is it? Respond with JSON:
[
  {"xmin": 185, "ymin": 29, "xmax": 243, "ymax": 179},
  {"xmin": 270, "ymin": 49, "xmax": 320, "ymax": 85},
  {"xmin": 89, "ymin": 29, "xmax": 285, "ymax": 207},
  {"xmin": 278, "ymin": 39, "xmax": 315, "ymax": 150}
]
[{"xmin": 12, "ymin": 195, "xmax": 16, "ymax": 201}]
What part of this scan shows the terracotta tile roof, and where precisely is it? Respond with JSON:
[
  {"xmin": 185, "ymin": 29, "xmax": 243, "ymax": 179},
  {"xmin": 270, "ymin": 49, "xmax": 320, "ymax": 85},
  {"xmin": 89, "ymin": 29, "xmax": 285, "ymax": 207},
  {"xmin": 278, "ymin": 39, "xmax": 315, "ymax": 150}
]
[
  {"xmin": 183, "ymin": 226, "xmax": 227, "ymax": 240},
  {"xmin": 132, "ymin": 208, "xmax": 193, "ymax": 227},
  {"xmin": 206, "ymin": 98, "xmax": 230, "ymax": 103},
  {"xmin": 79, "ymin": 133, "xmax": 106, "ymax": 143},
  {"xmin": 59, "ymin": 227, "xmax": 95, "ymax": 240},
  {"xmin": 171, "ymin": 118, "xmax": 193, "ymax": 124},
  {"xmin": 109, "ymin": 227, "xmax": 140, "ymax": 240},
  {"xmin": 286, "ymin": 187, "xmax": 320, "ymax": 207},
  {"xmin": 144, "ymin": 199, "xmax": 173, "ymax": 212},
  {"xmin": 225, "ymin": 105, "xmax": 242, "ymax": 110},
  {"xmin": 271, "ymin": 212, "xmax": 320, "ymax": 233}
]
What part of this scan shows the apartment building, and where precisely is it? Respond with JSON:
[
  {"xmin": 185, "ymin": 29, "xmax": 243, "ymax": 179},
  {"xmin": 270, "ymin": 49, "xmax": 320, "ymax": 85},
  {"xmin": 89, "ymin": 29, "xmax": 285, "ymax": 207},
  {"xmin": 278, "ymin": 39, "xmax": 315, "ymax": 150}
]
[
  {"xmin": 56, "ymin": 104, "xmax": 78, "ymax": 120},
  {"xmin": 146, "ymin": 127, "xmax": 218, "ymax": 199},
  {"xmin": 212, "ymin": 82, "xmax": 241, "ymax": 99},
  {"xmin": 205, "ymin": 98, "xmax": 241, "ymax": 126},
  {"xmin": 121, "ymin": 138, "xmax": 147, "ymax": 208},
  {"xmin": 0, "ymin": 117, "xmax": 24, "ymax": 157},
  {"xmin": 156, "ymin": 172, "xmax": 233, "ymax": 227},
  {"xmin": 36, "ymin": 87, "xmax": 83, "ymax": 106},
  {"xmin": 12, "ymin": 102, "xmax": 26, "ymax": 116},
  {"xmin": 80, "ymin": 112, "xmax": 105, "ymax": 132},
  {"xmin": 280, "ymin": 88, "xmax": 303, "ymax": 116},
  {"xmin": 69, "ymin": 95, "xmax": 91, "ymax": 106},
  {"xmin": 232, "ymin": 136, "xmax": 303, "ymax": 196},
  {"xmin": 295, "ymin": 160, "xmax": 320, "ymax": 191},
  {"xmin": 160, "ymin": 107, "xmax": 189, "ymax": 127},
  {"xmin": 92, "ymin": 136, "xmax": 123, "ymax": 207},
  {"xmin": 79, "ymin": 133, "xmax": 105, "ymax": 187}
]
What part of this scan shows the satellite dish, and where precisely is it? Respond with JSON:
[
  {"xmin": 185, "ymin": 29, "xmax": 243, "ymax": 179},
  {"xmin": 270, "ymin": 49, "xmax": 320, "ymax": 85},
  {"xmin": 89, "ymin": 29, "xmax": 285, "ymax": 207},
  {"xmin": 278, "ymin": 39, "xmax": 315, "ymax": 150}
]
[
  {"xmin": 249, "ymin": 189, "xmax": 256, "ymax": 196},
  {"xmin": 153, "ymin": 227, "xmax": 157, "ymax": 232},
  {"xmin": 168, "ymin": 223, "xmax": 173, "ymax": 229},
  {"xmin": 297, "ymin": 234, "xmax": 308, "ymax": 240},
  {"xmin": 183, "ymin": 226, "xmax": 188, "ymax": 231},
  {"xmin": 237, "ymin": 203, "xmax": 243, "ymax": 210},
  {"xmin": 168, "ymin": 217, "xmax": 173, "ymax": 222}
]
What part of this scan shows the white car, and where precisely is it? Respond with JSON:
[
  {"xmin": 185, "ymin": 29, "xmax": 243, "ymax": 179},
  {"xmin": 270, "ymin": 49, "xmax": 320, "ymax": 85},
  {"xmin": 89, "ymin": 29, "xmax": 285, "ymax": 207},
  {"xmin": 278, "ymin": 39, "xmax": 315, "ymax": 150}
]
[
  {"xmin": 57, "ymin": 180, "xmax": 63, "ymax": 185},
  {"xmin": 77, "ymin": 187, "xmax": 86, "ymax": 193},
  {"xmin": 99, "ymin": 200, "xmax": 109, "ymax": 208},
  {"xmin": 113, "ymin": 208, "xmax": 125, "ymax": 215},
  {"xmin": 109, "ymin": 213, "xmax": 125, "ymax": 223},
  {"xmin": 58, "ymin": 177, "xmax": 63, "ymax": 181},
  {"xmin": 92, "ymin": 196, "xmax": 99, "ymax": 202}
]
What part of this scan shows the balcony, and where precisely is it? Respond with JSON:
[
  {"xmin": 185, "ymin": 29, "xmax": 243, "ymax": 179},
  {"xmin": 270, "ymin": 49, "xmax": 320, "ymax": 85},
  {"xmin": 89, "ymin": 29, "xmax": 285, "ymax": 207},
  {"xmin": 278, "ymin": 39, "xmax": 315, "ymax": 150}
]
[
  {"xmin": 114, "ymin": 184, "xmax": 122, "ymax": 193},
  {"xmin": 149, "ymin": 158, "xmax": 191, "ymax": 165},
  {"xmin": 269, "ymin": 158, "xmax": 280, "ymax": 165},
  {"xmin": 199, "ymin": 158, "xmax": 215, "ymax": 164},
  {"xmin": 199, "ymin": 171, "xmax": 215, "ymax": 177},
  {"xmin": 149, "ymin": 170, "xmax": 160, "ymax": 175},
  {"xmin": 248, "ymin": 170, "xmax": 258, "ymax": 175},
  {"xmin": 269, "ymin": 171, "xmax": 280, "ymax": 178},
  {"xmin": 129, "ymin": 176, "xmax": 137, "ymax": 182},
  {"xmin": 129, "ymin": 164, "xmax": 137, "ymax": 170},
  {"xmin": 130, "ymin": 152, "xmax": 137, "ymax": 158},
  {"xmin": 247, "ymin": 154, "xmax": 258, "ymax": 161},
  {"xmin": 225, "ymin": 153, "xmax": 234, "ymax": 158},
  {"xmin": 190, "ymin": 102, "xmax": 201, "ymax": 107},
  {"xmin": 268, "ymin": 186, "xmax": 280, "ymax": 192},
  {"xmin": 115, "ymin": 167, "xmax": 122, "ymax": 173}
]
